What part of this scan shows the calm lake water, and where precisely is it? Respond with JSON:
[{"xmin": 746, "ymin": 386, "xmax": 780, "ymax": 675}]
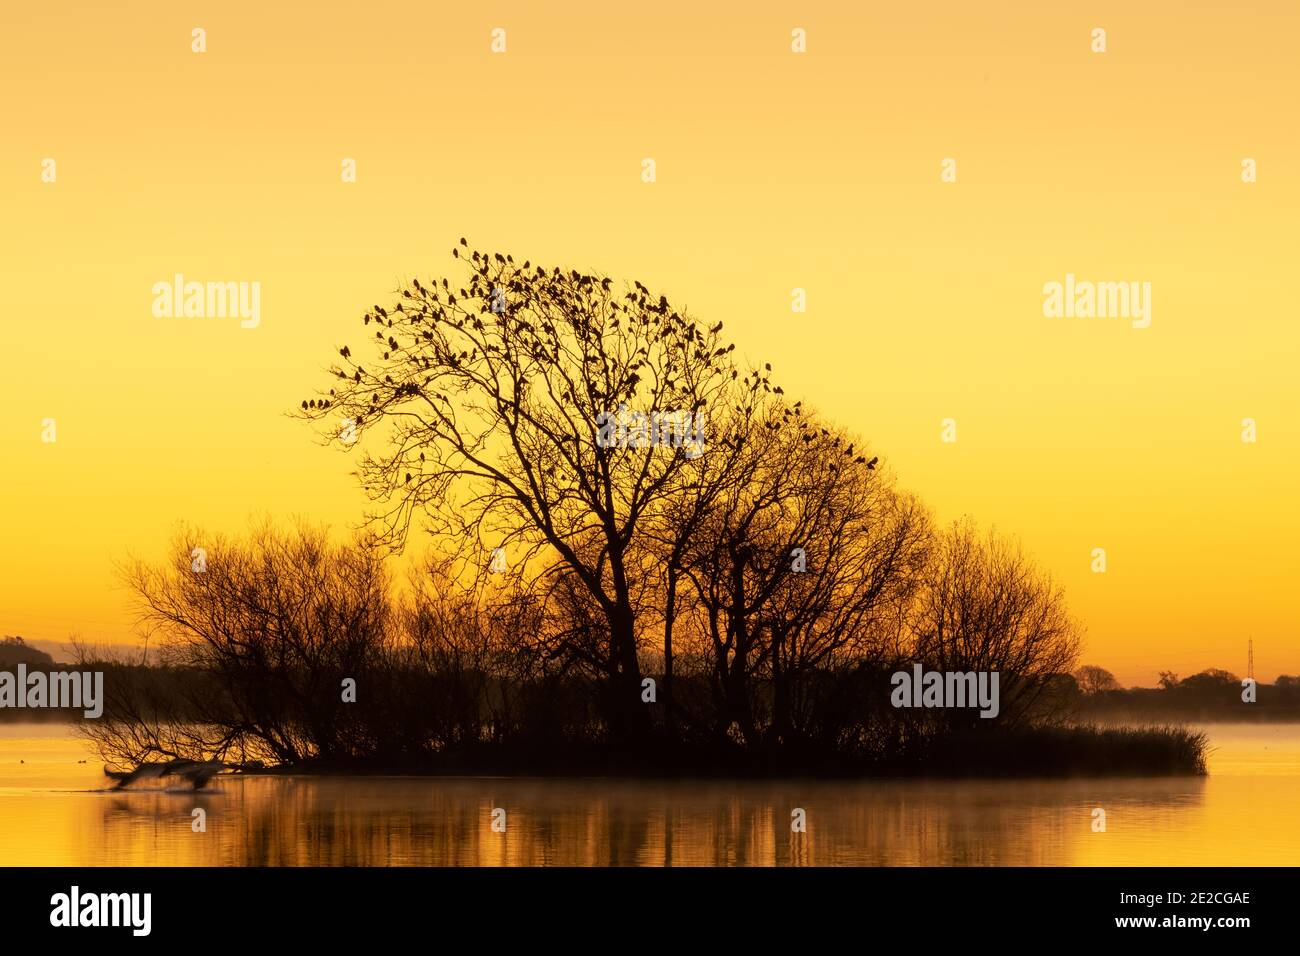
[{"xmin": 0, "ymin": 723, "xmax": 1295, "ymax": 866}]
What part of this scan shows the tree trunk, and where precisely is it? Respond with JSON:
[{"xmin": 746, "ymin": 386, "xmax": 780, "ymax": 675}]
[
  {"xmin": 607, "ymin": 602, "xmax": 648, "ymax": 742},
  {"xmin": 663, "ymin": 566, "xmax": 678, "ymax": 735},
  {"xmin": 771, "ymin": 632, "xmax": 791, "ymax": 746}
]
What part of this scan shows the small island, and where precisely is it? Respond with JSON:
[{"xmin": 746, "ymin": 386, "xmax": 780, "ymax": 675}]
[{"xmin": 25, "ymin": 246, "xmax": 1255, "ymax": 782}]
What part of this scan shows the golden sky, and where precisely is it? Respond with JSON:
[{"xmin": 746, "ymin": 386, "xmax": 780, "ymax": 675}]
[{"xmin": 2, "ymin": 1, "xmax": 1296, "ymax": 686}]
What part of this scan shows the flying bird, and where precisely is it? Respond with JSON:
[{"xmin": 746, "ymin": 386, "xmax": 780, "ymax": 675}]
[{"xmin": 104, "ymin": 759, "xmax": 226, "ymax": 791}]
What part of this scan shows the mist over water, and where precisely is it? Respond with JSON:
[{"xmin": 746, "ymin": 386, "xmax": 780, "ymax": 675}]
[{"xmin": 0, "ymin": 723, "xmax": 1294, "ymax": 866}]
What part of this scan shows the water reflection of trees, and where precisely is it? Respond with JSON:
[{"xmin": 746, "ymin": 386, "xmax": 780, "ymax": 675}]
[{"xmin": 85, "ymin": 776, "xmax": 1207, "ymax": 866}]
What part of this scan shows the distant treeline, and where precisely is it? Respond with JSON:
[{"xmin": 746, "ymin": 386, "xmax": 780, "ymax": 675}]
[
  {"xmin": 11, "ymin": 660, "xmax": 1285, "ymax": 728},
  {"xmin": 0, "ymin": 637, "xmax": 79, "ymax": 721},
  {"xmin": 1067, "ymin": 666, "xmax": 1300, "ymax": 722},
  {"xmin": 0, "ymin": 636, "xmax": 55, "ymax": 670}
]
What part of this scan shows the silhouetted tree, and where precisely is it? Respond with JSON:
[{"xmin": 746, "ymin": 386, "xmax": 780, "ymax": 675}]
[
  {"xmin": 107, "ymin": 520, "xmax": 390, "ymax": 764},
  {"xmin": 1074, "ymin": 665, "xmax": 1121, "ymax": 695},
  {"xmin": 1176, "ymin": 668, "xmax": 1240, "ymax": 705},
  {"xmin": 299, "ymin": 242, "xmax": 776, "ymax": 741},
  {"xmin": 908, "ymin": 519, "xmax": 1082, "ymax": 727},
  {"xmin": 674, "ymin": 411, "xmax": 929, "ymax": 745}
]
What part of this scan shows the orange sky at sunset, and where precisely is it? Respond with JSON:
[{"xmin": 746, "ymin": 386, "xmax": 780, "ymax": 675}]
[{"xmin": 2, "ymin": 1, "xmax": 1296, "ymax": 686}]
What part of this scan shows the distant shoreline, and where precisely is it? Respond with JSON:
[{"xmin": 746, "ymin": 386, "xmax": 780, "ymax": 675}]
[{"xmin": 7, "ymin": 712, "xmax": 1295, "ymax": 726}]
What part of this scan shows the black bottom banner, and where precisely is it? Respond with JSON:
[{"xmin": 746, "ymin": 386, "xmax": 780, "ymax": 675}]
[{"xmin": 0, "ymin": 866, "xmax": 1283, "ymax": 943}]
